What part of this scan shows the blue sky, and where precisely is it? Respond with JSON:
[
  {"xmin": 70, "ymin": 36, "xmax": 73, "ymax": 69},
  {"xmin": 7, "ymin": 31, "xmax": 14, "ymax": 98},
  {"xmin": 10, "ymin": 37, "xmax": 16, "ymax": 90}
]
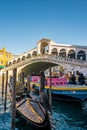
[{"xmin": 0, "ymin": 0, "xmax": 87, "ymax": 54}]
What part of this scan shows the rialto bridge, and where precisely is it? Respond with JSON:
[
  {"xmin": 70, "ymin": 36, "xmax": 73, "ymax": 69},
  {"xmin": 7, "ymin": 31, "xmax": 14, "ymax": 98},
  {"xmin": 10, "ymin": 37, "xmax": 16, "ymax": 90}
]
[{"xmin": 1, "ymin": 38, "xmax": 87, "ymax": 79}]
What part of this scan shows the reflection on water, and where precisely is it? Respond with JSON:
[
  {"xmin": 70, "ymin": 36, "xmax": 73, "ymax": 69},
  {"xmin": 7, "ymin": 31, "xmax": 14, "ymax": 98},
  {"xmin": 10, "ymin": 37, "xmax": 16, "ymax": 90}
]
[{"xmin": 0, "ymin": 90, "xmax": 87, "ymax": 130}]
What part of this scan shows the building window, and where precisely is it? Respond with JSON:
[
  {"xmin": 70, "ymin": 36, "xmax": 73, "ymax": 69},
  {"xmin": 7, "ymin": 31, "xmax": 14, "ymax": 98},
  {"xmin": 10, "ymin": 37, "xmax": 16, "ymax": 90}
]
[
  {"xmin": 0, "ymin": 53, "xmax": 3, "ymax": 57},
  {"xmin": 0, "ymin": 60, "xmax": 3, "ymax": 64},
  {"xmin": 6, "ymin": 54, "xmax": 9, "ymax": 58}
]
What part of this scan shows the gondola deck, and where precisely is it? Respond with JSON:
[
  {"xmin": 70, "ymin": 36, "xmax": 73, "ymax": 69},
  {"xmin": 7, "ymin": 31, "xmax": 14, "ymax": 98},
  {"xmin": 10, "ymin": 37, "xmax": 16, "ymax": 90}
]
[
  {"xmin": 16, "ymin": 97, "xmax": 46, "ymax": 124},
  {"xmin": 16, "ymin": 95, "xmax": 52, "ymax": 129}
]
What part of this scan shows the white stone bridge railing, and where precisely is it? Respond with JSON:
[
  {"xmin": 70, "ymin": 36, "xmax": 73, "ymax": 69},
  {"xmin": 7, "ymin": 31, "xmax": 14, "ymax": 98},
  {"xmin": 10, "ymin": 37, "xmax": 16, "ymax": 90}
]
[
  {"xmin": 48, "ymin": 55, "xmax": 87, "ymax": 67},
  {"xmin": 1, "ymin": 54, "xmax": 87, "ymax": 72}
]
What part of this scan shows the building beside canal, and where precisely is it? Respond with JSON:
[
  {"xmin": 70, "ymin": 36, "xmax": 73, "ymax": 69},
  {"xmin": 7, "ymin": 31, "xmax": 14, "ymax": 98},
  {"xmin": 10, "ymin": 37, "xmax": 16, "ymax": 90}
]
[{"xmin": 0, "ymin": 48, "xmax": 12, "ymax": 69}]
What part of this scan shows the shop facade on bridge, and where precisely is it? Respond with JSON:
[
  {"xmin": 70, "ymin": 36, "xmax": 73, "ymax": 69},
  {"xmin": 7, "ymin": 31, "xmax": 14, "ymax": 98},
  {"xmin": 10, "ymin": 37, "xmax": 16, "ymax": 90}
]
[{"xmin": 37, "ymin": 38, "xmax": 87, "ymax": 61}]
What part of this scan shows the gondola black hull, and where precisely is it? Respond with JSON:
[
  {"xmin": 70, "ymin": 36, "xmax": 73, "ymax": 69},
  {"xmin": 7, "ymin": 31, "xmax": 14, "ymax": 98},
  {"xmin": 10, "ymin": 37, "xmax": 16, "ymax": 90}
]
[
  {"xmin": 16, "ymin": 96, "xmax": 52, "ymax": 130},
  {"xmin": 16, "ymin": 109, "xmax": 51, "ymax": 130}
]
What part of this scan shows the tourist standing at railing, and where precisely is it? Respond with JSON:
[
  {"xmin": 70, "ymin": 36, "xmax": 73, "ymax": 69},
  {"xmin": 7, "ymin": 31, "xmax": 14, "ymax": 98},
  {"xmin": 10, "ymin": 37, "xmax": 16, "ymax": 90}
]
[
  {"xmin": 76, "ymin": 71, "xmax": 85, "ymax": 85},
  {"xmin": 85, "ymin": 76, "xmax": 87, "ymax": 85},
  {"xmin": 76, "ymin": 71, "xmax": 80, "ymax": 85},
  {"xmin": 79, "ymin": 73, "xmax": 85, "ymax": 85},
  {"xmin": 69, "ymin": 73, "xmax": 76, "ymax": 85}
]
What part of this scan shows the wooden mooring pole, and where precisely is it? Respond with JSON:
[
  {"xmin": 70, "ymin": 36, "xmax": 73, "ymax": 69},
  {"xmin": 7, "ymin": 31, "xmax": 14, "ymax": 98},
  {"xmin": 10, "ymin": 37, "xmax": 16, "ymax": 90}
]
[
  {"xmin": 11, "ymin": 68, "xmax": 17, "ymax": 130},
  {"xmin": 4, "ymin": 71, "xmax": 8, "ymax": 111},
  {"xmin": 21, "ymin": 72, "xmax": 24, "ymax": 85},
  {"xmin": 49, "ymin": 66, "xmax": 52, "ymax": 113},
  {"xmin": 27, "ymin": 73, "xmax": 30, "ymax": 92},
  {"xmin": 2, "ymin": 73, "xmax": 4, "ymax": 97}
]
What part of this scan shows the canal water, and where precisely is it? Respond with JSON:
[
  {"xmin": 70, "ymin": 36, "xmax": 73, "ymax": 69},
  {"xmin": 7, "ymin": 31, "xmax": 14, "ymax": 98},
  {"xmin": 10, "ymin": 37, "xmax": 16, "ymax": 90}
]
[{"xmin": 0, "ymin": 90, "xmax": 87, "ymax": 130}]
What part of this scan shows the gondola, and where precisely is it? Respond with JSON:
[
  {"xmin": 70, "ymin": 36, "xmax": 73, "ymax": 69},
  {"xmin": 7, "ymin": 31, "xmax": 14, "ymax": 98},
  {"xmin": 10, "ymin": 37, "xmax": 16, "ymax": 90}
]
[
  {"xmin": 16, "ymin": 93, "xmax": 52, "ymax": 130},
  {"xmin": 9, "ymin": 71, "xmax": 55, "ymax": 130}
]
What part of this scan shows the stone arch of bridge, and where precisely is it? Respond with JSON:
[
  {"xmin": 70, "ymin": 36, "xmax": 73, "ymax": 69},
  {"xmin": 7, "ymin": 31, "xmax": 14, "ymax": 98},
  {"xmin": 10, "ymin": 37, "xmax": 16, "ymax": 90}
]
[{"xmin": 18, "ymin": 60, "xmax": 74, "ymax": 76}]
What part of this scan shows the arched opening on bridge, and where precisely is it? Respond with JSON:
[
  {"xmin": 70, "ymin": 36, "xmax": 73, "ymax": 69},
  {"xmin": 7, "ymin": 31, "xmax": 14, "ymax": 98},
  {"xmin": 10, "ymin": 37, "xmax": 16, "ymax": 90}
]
[
  {"xmin": 68, "ymin": 49, "xmax": 75, "ymax": 59},
  {"xmin": 17, "ymin": 58, "xmax": 21, "ymax": 62},
  {"xmin": 59, "ymin": 49, "xmax": 66, "ymax": 57},
  {"xmin": 51, "ymin": 48, "xmax": 58, "ymax": 55},
  {"xmin": 13, "ymin": 60, "xmax": 16, "ymax": 64},
  {"xmin": 40, "ymin": 42, "xmax": 48, "ymax": 54},
  {"xmin": 32, "ymin": 51, "xmax": 37, "ymax": 56},
  {"xmin": 22, "ymin": 56, "xmax": 26, "ymax": 60},
  {"xmin": 27, "ymin": 53, "xmax": 31, "ymax": 58},
  {"xmin": 9, "ymin": 62, "xmax": 12, "ymax": 65},
  {"xmin": 77, "ymin": 50, "xmax": 86, "ymax": 61}
]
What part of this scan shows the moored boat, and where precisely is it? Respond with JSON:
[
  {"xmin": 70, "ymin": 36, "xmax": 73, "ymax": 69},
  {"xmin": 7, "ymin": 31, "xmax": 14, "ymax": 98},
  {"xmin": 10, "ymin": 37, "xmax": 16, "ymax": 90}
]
[
  {"xmin": 9, "ymin": 80, "xmax": 55, "ymax": 130},
  {"xmin": 16, "ymin": 94, "xmax": 52, "ymax": 130},
  {"xmin": 30, "ymin": 76, "xmax": 87, "ymax": 101}
]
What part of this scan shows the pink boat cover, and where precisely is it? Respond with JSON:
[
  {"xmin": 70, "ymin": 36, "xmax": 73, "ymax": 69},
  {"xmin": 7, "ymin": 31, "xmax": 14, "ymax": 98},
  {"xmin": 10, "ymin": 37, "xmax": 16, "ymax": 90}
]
[{"xmin": 31, "ymin": 76, "xmax": 67, "ymax": 86}]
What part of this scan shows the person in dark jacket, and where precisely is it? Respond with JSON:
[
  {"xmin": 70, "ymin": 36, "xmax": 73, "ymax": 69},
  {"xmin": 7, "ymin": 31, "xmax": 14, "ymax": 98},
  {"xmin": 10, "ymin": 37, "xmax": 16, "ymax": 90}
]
[{"xmin": 69, "ymin": 73, "xmax": 76, "ymax": 85}]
